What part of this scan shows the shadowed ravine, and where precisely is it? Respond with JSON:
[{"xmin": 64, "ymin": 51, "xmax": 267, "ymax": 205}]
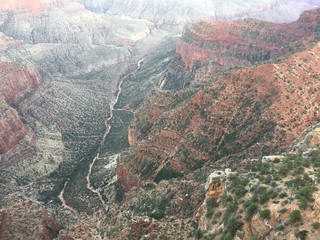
[{"xmin": 58, "ymin": 58, "xmax": 144, "ymax": 212}]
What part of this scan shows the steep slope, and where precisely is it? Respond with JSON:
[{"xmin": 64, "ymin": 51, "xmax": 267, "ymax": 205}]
[
  {"xmin": 195, "ymin": 126, "xmax": 320, "ymax": 240},
  {"xmin": 0, "ymin": 103, "xmax": 27, "ymax": 155},
  {"xmin": 0, "ymin": 62, "xmax": 41, "ymax": 155},
  {"xmin": 177, "ymin": 8, "xmax": 320, "ymax": 71},
  {"xmin": 0, "ymin": 62, "xmax": 41, "ymax": 105},
  {"xmin": 117, "ymin": 41, "xmax": 320, "ymax": 191}
]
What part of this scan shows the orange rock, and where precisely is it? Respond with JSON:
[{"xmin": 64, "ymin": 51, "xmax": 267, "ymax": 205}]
[
  {"xmin": 128, "ymin": 128, "xmax": 136, "ymax": 146},
  {"xmin": 177, "ymin": 9, "xmax": 320, "ymax": 71}
]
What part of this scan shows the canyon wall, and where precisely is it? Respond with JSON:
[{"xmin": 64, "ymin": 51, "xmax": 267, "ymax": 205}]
[
  {"xmin": 177, "ymin": 8, "xmax": 320, "ymax": 71},
  {"xmin": 117, "ymin": 40, "xmax": 320, "ymax": 191},
  {"xmin": 0, "ymin": 62, "xmax": 41, "ymax": 154},
  {"xmin": 0, "ymin": 62, "xmax": 41, "ymax": 105}
]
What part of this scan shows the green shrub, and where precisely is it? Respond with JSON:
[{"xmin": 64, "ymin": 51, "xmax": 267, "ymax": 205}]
[
  {"xmin": 194, "ymin": 229, "xmax": 203, "ymax": 239},
  {"xmin": 279, "ymin": 192, "xmax": 287, "ymax": 198},
  {"xmin": 295, "ymin": 230, "xmax": 308, "ymax": 240},
  {"xmin": 253, "ymin": 162, "xmax": 272, "ymax": 175},
  {"xmin": 246, "ymin": 203, "xmax": 258, "ymax": 220},
  {"xmin": 225, "ymin": 216, "xmax": 243, "ymax": 236},
  {"xmin": 289, "ymin": 210, "xmax": 302, "ymax": 223},
  {"xmin": 206, "ymin": 197, "xmax": 219, "ymax": 208},
  {"xmin": 298, "ymin": 197, "xmax": 308, "ymax": 210},
  {"xmin": 293, "ymin": 166, "xmax": 305, "ymax": 175},
  {"xmin": 215, "ymin": 211, "xmax": 222, "ymax": 218},
  {"xmin": 259, "ymin": 209, "xmax": 271, "ymax": 220},
  {"xmin": 312, "ymin": 222, "xmax": 320, "ymax": 229},
  {"xmin": 228, "ymin": 174, "xmax": 249, "ymax": 197}
]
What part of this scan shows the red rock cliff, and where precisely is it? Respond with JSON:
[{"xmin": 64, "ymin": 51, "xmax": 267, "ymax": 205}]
[
  {"xmin": 0, "ymin": 62, "xmax": 41, "ymax": 105},
  {"xmin": 176, "ymin": 8, "xmax": 320, "ymax": 71},
  {"xmin": 0, "ymin": 62, "xmax": 41, "ymax": 153},
  {"xmin": 0, "ymin": 105, "xmax": 27, "ymax": 154},
  {"xmin": 117, "ymin": 41, "xmax": 320, "ymax": 190}
]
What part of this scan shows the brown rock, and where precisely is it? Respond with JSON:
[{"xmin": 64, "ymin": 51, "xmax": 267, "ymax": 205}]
[
  {"xmin": 0, "ymin": 62, "xmax": 41, "ymax": 154},
  {"xmin": 0, "ymin": 62, "xmax": 41, "ymax": 105},
  {"xmin": 116, "ymin": 162, "xmax": 140, "ymax": 191},
  {"xmin": 128, "ymin": 127, "xmax": 136, "ymax": 146},
  {"xmin": 243, "ymin": 215, "xmax": 272, "ymax": 240},
  {"xmin": 38, "ymin": 212, "xmax": 62, "ymax": 240},
  {"xmin": 314, "ymin": 193, "xmax": 320, "ymax": 222},
  {"xmin": 0, "ymin": 106, "xmax": 27, "ymax": 154},
  {"xmin": 177, "ymin": 8, "xmax": 320, "ymax": 71},
  {"xmin": 310, "ymin": 128, "xmax": 320, "ymax": 148},
  {"xmin": 120, "ymin": 41, "xmax": 320, "ymax": 186}
]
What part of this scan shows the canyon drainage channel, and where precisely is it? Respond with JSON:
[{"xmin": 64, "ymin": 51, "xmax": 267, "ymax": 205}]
[{"xmin": 58, "ymin": 58, "xmax": 144, "ymax": 212}]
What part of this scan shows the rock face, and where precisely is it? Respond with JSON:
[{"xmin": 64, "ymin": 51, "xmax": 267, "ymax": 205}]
[
  {"xmin": 315, "ymin": 192, "xmax": 320, "ymax": 222},
  {"xmin": 292, "ymin": 124, "xmax": 320, "ymax": 151},
  {"xmin": 205, "ymin": 169, "xmax": 231, "ymax": 198},
  {"xmin": 177, "ymin": 8, "xmax": 320, "ymax": 70},
  {"xmin": 116, "ymin": 162, "xmax": 140, "ymax": 191},
  {"xmin": 0, "ymin": 105, "xmax": 27, "ymax": 154},
  {"xmin": 0, "ymin": 62, "xmax": 41, "ymax": 105},
  {"xmin": 117, "ymin": 40, "xmax": 320, "ymax": 189},
  {"xmin": 198, "ymin": 169, "xmax": 231, "ymax": 230},
  {"xmin": 127, "ymin": 128, "xmax": 135, "ymax": 146},
  {"xmin": 0, "ymin": 62, "xmax": 41, "ymax": 154}
]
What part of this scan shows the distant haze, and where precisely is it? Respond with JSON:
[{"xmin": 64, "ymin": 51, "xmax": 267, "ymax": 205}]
[{"xmin": 0, "ymin": 0, "xmax": 319, "ymax": 23}]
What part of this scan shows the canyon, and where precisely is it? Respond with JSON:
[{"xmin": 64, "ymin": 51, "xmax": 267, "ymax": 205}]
[
  {"xmin": 177, "ymin": 8, "xmax": 320, "ymax": 70},
  {"xmin": 0, "ymin": 1, "xmax": 320, "ymax": 239},
  {"xmin": 117, "ymin": 39, "xmax": 320, "ymax": 192}
]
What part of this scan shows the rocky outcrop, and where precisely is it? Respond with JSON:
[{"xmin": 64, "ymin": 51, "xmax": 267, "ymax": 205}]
[
  {"xmin": 198, "ymin": 169, "xmax": 232, "ymax": 230},
  {"xmin": 315, "ymin": 193, "xmax": 320, "ymax": 222},
  {"xmin": 205, "ymin": 169, "xmax": 231, "ymax": 198},
  {"xmin": 128, "ymin": 128, "xmax": 136, "ymax": 146},
  {"xmin": 0, "ymin": 62, "xmax": 41, "ymax": 154},
  {"xmin": 0, "ymin": 105, "xmax": 27, "ymax": 154},
  {"xmin": 0, "ymin": 62, "xmax": 41, "ymax": 105},
  {"xmin": 38, "ymin": 212, "xmax": 62, "ymax": 240},
  {"xmin": 177, "ymin": 8, "xmax": 320, "ymax": 70},
  {"xmin": 116, "ymin": 162, "xmax": 140, "ymax": 191},
  {"xmin": 292, "ymin": 124, "xmax": 320, "ymax": 151}
]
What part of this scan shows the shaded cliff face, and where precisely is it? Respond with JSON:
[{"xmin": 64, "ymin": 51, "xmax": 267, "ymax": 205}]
[
  {"xmin": 0, "ymin": 62, "xmax": 41, "ymax": 105},
  {"xmin": 0, "ymin": 104, "xmax": 27, "ymax": 154},
  {"xmin": 0, "ymin": 62, "xmax": 41, "ymax": 154},
  {"xmin": 177, "ymin": 8, "xmax": 320, "ymax": 71},
  {"xmin": 117, "ymin": 41, "xmax": 320, "ymax": 191}
]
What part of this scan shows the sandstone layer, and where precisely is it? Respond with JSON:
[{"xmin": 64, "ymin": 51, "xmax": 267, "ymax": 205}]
[
  {"xmin": 177, "ymin": 8, "xmax": 320, "ymax": 71},
  {"xmin": 0, "ymin": 62, "xmax": 41, "ymax": 154},
  {"xmin": 117, "ymin": 41, "xmax": 320, "ymax": 191}
]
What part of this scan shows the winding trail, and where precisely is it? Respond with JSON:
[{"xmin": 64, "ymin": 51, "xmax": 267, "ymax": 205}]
[
  {"xmin": 58, "ymin": 181, "xmax": 78, "ymax": 214},
  {"xmin": 58, "ymin": 59, "xmax": 144, "ymax": 212},
  {"xmin": 85, "ymin": 58, "xmax": 144, "ymax": 207},
  {"xmin": 58, "ymin": 59, "xmax": 144, "ymax": 211}
]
